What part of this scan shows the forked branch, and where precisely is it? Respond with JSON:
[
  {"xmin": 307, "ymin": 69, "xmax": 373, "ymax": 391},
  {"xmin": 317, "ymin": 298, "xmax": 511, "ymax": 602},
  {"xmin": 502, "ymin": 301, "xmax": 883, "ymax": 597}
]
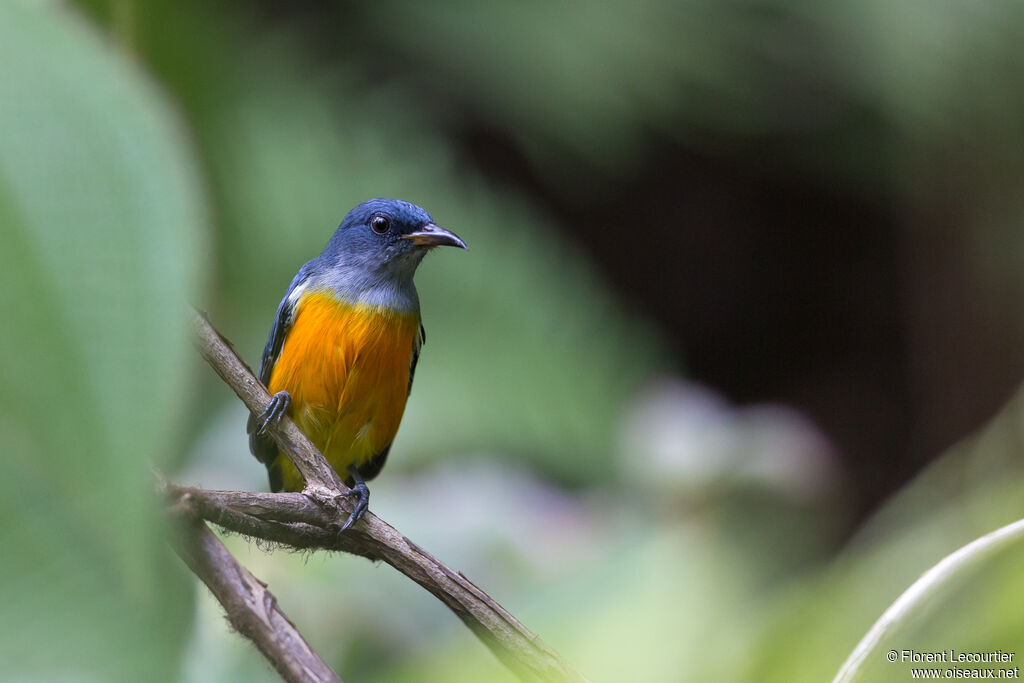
[{"xmin": 173, "ymin": 311, "xmax": 588, "ymax": 683}]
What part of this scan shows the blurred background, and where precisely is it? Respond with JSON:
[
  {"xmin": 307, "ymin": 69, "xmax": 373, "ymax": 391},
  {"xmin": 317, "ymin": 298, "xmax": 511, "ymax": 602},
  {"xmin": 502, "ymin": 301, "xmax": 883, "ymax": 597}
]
[{"xmin": 1, "ymin": 0, "xmax": 1022, "ymax": 681}]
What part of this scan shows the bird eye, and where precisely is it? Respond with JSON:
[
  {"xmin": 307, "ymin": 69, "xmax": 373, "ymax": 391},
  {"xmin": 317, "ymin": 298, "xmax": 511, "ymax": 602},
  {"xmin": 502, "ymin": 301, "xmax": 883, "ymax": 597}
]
[{"xmin": 370, "ymin": 215, "xmax": 391, "ymax": 234}]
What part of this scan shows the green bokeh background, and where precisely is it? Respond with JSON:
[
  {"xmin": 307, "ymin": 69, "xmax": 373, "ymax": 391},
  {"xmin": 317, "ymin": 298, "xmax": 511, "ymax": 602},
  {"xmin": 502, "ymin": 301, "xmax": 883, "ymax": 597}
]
[{"xmin": 1, "ymin": 1, "xmax": 1022, "ymax": 681}]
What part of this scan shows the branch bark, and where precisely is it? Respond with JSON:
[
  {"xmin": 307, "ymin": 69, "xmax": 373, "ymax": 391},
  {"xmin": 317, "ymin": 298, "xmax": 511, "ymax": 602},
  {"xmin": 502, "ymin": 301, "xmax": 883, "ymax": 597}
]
[
  {"xmin": 182, "ymin": 310, "xmax": 589, "ymax": 683},
  {"xmin": 170, "ymin": 513, "xmax": 343, "ymax": 683},
  {"xmin": 191, "ymin": 311, "xmax": 344, "ymax": 492}
]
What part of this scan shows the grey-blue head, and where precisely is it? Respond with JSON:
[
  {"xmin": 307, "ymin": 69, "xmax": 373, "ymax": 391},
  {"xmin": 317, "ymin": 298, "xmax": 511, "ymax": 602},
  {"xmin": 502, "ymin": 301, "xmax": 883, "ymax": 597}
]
[{"xmin": 312, "ymin": 198, "xmax": 466, "ymax": 310}]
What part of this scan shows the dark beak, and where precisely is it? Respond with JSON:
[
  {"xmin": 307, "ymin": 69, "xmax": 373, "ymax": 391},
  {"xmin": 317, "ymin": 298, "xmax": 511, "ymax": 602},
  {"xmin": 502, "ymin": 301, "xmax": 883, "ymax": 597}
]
[{"xmin": 402, "ymin": 223, "xmax": 468, "ymax": 250}]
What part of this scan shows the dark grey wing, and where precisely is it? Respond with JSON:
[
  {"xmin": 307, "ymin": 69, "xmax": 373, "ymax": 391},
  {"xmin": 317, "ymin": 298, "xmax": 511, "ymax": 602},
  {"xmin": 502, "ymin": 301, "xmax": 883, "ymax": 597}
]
[
  {"xmin": 357, "ymin": 321, "xmax": 425, "ymax": 483},
  {"xmin": 407, "ymin": 322, "xmax": 425, "ymax": 394},
  {"xmin": 353, "ymin": 444, "xmax": 390, "ymax": 484},
  {"xmin": 247, "ymin": 261, "xmax": 316, "ymax": 475},
  {"xmin": 256, "ymin": 261, "xmax": 317, "ymax": 387}
]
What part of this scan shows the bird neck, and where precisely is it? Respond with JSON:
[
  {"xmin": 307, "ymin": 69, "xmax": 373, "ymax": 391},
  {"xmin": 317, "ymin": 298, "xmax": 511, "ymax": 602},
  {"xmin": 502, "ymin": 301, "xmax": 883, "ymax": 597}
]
[{"xmin": 312, "ymin": 262, "xmax": 421, "ymax": 315}]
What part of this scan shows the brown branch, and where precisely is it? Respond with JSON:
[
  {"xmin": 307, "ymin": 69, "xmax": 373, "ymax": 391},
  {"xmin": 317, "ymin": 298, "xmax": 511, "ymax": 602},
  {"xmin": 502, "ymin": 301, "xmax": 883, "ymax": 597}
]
[
  {"xmin": 170, "ymin": 513, "xmax": 342, "ymax": 683},
  {"xmin": 185, "ymin": 310, "xmax": 589, "ymax": 683},
  {"xmin": 191, "ymin": 311, "xmax": 344, "ymax": 492}
]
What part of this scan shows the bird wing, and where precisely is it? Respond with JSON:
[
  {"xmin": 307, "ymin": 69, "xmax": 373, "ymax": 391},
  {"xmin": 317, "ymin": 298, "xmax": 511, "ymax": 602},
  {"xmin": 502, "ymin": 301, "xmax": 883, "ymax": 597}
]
[
  {"xmin": 247, "ymin": 260, "xmax": 316, "ymax": 467},
  {"xmin": 408, "ymin": 321, "xmax": 425, "ymax": 394}
]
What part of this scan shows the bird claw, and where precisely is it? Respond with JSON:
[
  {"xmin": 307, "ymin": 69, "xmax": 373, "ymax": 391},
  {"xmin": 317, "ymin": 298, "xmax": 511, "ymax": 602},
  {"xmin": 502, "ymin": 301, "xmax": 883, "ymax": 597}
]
[
  {"xmin": 338, "ymin": 484, "xmax": 369, "ymax": 532},
  {"xmin": 256, "ymin": 391, "xmax": 291, "ymax": 435},
  {"xmin": 338, "ymin": 466, "xmax": 370, "ymax": 533}
]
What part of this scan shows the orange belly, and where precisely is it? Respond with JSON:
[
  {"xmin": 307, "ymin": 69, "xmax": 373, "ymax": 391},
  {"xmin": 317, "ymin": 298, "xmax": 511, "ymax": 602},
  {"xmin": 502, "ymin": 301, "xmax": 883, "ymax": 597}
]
[{"xmin": 267, "ymin": 290, "xmax": 420, "ymax": 491}]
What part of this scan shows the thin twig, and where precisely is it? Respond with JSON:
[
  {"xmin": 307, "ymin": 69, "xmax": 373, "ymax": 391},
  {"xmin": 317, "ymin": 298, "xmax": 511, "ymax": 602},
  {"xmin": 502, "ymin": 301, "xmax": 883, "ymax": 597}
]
[
  {"xmin": 170, "ymin": 513, "xmax": 343, "ymax": 683},
  {"xmin": 185, "ymin": 310, "xmax": 589, "ymax": 683}
]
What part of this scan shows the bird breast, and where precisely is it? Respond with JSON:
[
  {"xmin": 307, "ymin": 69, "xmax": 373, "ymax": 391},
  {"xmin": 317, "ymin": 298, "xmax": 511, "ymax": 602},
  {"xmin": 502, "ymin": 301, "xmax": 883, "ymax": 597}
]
[{"xmin": 267, "ymin": 290, "xmax": 420, "ymax": 466}]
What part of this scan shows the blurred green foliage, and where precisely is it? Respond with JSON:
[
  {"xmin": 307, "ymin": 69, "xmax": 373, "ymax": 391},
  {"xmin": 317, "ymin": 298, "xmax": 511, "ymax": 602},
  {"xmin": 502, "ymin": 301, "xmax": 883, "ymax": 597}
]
[
  {"xmin": 0, "ymin": 1, "xmax": 206, "ymax": 679},
  {"xmin": 80, "ymin": 0, "xmax": 669, "ymax": 482},
  {"xmin": 1, "ymin": 0, "xmax": 1022, "ymax": 681}
]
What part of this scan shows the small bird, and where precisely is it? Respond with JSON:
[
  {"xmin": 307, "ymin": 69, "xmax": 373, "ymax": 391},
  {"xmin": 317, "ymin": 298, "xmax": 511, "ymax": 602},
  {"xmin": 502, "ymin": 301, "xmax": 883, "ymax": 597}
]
[{"xmin": 247, "ymin": 198, "xmax": 467, "ymax": 529}]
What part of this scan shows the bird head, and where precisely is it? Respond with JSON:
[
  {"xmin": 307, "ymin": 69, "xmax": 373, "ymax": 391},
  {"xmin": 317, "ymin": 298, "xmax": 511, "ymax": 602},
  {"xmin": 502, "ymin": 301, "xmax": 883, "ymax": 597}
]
[{"xmin": 321, "ymin": 198, "xmax": 467, "ymax": 282}]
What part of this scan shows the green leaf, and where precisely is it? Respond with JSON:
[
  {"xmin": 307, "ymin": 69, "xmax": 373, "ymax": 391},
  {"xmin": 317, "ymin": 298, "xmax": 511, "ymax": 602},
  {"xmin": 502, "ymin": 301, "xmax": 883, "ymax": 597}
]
[
  {"xmin": 0, "ymin": 2, "xmax": 208, "ymax": 680},
  {"xmin": 833, "ymin": 517, "xmax": 1024, "ymax": 683},
  {"xmin": 746, "ymin": 385, "xmax": 1024, "ymax": 683}
]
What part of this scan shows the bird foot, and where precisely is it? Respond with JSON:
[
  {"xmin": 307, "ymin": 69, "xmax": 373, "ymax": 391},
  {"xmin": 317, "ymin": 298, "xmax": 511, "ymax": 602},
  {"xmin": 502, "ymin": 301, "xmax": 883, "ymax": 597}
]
[
  {"xmin": 339, "ymin": 466, "xmax": 370, "ymax": 532},
  {"xmin": 255, "ymin": 391, "xmax": 291, "ymax": 435}
]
